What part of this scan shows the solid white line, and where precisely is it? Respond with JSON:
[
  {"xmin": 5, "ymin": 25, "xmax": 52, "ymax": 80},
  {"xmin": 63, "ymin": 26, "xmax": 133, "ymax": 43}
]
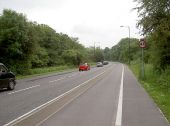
[
  {"xmin": 115, "ymin": 64, "xmax": 124, "ymax": 126},
  {"xmin": 4, "ymin": 70, "xmax": 107, "ymax": 126},
  {"xmin": 8, "ymin": 85, "xmax": 40, "ymax": 95},
  {"xmin": 158, "ymin": 108, "xmax": 170, "ymax": 124},
  {"xmin": 36, "ymin": 71, "xmax": 107, "ymax": 126}
]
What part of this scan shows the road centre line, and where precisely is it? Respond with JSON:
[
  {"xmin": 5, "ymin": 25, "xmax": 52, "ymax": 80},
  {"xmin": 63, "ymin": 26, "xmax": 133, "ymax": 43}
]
[
  {"xmin": 4, "ymin": 70, "xmax": 107, "ymax": 126},
  {"xmin": 8, "ymin": 85, "xmax": 40, "ymax": 95},
  {"xmin": 67, "ymin": 73, "xmax": 78, "ymax": 78},
  {"xmin": 49, "ymin": 73, "xmax": 79, "ymax": 83},
  {"xmin": 115, "ymin": 64, "xmax": 124, "ymax": 126},
  {"xmin": 49, "ymin": 77, "xmax": 65, "ymax": 83},
  {"xmin": 36, "ymin": 70, "xmax": 108, "ymax": 126}
]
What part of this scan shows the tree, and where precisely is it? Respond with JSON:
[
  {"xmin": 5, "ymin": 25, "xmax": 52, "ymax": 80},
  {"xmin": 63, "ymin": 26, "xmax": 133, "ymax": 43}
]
[
  {"xmin": 109, "ymin": 38, "xmax": 139, "ymax": 63},
  {"xmin": 0, "ymin": 9, "xmax": 36, "ymax": 73},
  {"xmin": 62, "ymin": 49, "xmax": 84, "ymax": 66},
  {"xmin": 0, "ymin": 9, "xmax": 91, "ymax": 74},
  {"xmin": 94, "ymin": 47, "xmax": 104, "ymax": 62},
  {"xmin": 103, "ymin": 47, "xmax": 110, "ymax": 60},
  {"xmin": 134, "ymin": 0, "xmax": 170, "ymax": 71}
]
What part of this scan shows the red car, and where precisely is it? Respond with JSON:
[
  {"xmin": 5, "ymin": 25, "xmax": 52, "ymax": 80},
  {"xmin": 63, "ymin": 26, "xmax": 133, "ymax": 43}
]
[{"xmin": 79, "ymin": 63, "xmax": 90, "ymax": 71}]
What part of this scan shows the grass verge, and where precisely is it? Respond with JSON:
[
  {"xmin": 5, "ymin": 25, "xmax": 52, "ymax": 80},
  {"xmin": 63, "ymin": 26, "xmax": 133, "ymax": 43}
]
[
  {"xmin": 17, "ymin": 65, "xmax": 76, "ymax": 79},
  {"xmin": 16, "ymin": 62, "xmax": 96, "ymax": 79},
  {"xmin": 129, "ymin": 63, "xmax": 170, "ymax": 123}
]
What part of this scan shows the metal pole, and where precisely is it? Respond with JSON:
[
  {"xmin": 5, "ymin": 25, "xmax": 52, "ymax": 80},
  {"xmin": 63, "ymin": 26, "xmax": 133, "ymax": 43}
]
[
  {"xmin": 94, "ymin": 42, "xmax": 95, "ymax": 56},
  {"xmin": 128, "ymin": 26, "xmax": 130, "ymax": 65},
  {"xmin": 120, "ymin": 25, "xmax": 130, "ymax": 64},
  {"xmin": 141, "ymin": 47, "xmax": 145, "ymax": 79}
]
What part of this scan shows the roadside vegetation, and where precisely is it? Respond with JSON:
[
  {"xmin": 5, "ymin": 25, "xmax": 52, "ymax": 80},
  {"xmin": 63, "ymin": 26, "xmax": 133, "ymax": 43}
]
[
  {"xmin": 17, "ymin": 65, "xmax": 75, "ymax": 79},
  {"xmin": 0, "ymin": 0, "xmax": 169, "ymax": 122},
  {"xmin": 0, "ymin": 9, "xmax": 105, "ymax": 76},
  {"xmin": 130, "ymin": 63, "xmax": 170, "ymax": 122},
  {"xmin": 108, "ymin": 0, "xmax": 170, "ymax": 122}
]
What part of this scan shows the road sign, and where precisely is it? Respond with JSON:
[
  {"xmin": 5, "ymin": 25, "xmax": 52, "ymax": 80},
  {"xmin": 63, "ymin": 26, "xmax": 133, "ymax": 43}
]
[{"xmin": 139, "ymin": 38, "xmax": 146, "ymax": 48}]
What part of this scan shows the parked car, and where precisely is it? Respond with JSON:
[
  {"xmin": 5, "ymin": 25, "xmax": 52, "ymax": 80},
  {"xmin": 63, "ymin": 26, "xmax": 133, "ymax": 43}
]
[
  {"xmin": 96, "ymin": 62, "xmax": 103, "ymax": 67},
  {"xmin": 0, "ymin": 63, "xmax": 16, "ymax": 90},
  {"xmin": 79, "ymin": 63, "xmax": 90, "ymax": 71}
]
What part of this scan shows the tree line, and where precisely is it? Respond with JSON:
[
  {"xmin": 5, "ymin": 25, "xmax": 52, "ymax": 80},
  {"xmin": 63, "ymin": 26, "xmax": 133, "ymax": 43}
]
[
  {"xmin": 1, "ymin": 0, "xmax": 169, "ymax": 75},
  {"xmin": 0, "ymin": 9, "xmax": 105, "ymax": 74},
  {"xmin": 134, "ymin": 0, "xmax": 170, "ymax": 71},
  {"xmin": 104, "ymin": 0, "xmax": 170, "ymax": 73}
]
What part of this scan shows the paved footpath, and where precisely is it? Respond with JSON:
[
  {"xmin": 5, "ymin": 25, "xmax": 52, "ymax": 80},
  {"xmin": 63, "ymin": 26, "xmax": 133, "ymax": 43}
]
[{"xmin": 122, "ymin": 65, "xmax": 169, "ymax": 126}]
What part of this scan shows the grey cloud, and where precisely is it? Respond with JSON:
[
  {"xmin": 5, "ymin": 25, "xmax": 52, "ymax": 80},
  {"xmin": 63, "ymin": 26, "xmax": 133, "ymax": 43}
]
[
  {"xmin": 72, "ymin": 24, "xmax": 109, "ymax": 37},
  {"xmin": 0, "ymin": 0, "xmax": 66, "ymax": 13}
]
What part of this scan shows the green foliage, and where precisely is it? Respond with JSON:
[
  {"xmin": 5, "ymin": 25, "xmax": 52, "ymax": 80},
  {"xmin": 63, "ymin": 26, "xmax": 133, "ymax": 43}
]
[
  {"xmin": 0, "ymin": 9, "xmax": 89, "ymax": 74},
  {"xmin": 0, "ymin": 9, "xmax": 36, "ymax": 73},
  {"xmin": 31, "ymin": 47, "xmax": 49, "ymax": 67},
  {"xmin": 85, "ymin": 46, "xmax": 105, "ymax": 63},
  {"xmin": 62, "ymin": 49, "xmax": 83, "ymax": 66},
  {"xmin": 130, "ymin": 63, "xmax": 170, "ymax": 122},
  {"xmin": 109, "ymin": 38, "xmax": 140, "ymax": 63},
  {"xmin": 94, "ymin": 47, "xmax": 104, "ymax": 62},
  {"xmin": 134, "ymin": 0, "xmax": 170, "ymax": 71},
  {"xmin": 103, "ymin": 47, "xmax": 110, "ymax": 60},
  {"xmin": 17, "ymin": 65, "xmax": 75, "ymax": 78}
]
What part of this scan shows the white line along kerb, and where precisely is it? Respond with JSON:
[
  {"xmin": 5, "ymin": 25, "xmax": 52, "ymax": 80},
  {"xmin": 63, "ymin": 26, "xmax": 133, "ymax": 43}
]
[{"xmin": 115, "ymin": 64, "xmax": 124, "ymax": 126}]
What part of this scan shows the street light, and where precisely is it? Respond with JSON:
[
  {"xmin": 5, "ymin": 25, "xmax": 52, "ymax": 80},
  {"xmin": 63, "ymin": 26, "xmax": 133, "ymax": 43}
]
[
  {"xmin": 94, "ymin": 42, "xmax": 100, "ymax": 62},
  {"xmin": 94, "ymin": 42, "xmax": 100, "ymax": 54},
  {"xmin": 120, "ymin": 25, "xmax": 131, "ymax": 64}
]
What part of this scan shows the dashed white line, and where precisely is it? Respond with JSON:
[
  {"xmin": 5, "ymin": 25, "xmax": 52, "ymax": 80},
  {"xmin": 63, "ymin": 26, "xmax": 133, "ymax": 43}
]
[
  {"xmin": 68, "ymin": 74, "xmax": 77, "ymax": 78},
  {"xmin": 49, "ymin": 77, "xmax": 65, "ymax": 83},
  {"xmin": 49, "ymin": 73, "xmax": 79, "ymax": 83},
  {"xmin": 115, "ymin": 64, "xmax": 124, "ymax": 126},
  {"xmin": 4, "ymin": 70, "xmax": 107, "ymax": 126},
  {"xmin": 8, "ymin": 85, "xmax": 40, "ymax": 95}
]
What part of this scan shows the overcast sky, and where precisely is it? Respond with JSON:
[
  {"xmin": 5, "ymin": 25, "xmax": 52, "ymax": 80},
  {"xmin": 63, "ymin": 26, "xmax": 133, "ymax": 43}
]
[{"xmin": 0, "ymin": 0, "xmax": 141, "ymax": 48}]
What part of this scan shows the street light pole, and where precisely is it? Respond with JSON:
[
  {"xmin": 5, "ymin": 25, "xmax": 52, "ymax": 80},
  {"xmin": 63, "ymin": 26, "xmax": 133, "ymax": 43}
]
[
  {"xmin": 128, "ymin": 26, "xmax": 130, "ymax": 65},
  {"xmin": 94, "ymin": 42, "xmax": 100, "ymax": 54},
  {"xmin": 120, "ymin": 25, "xmax": 131, "ymax": 64}
]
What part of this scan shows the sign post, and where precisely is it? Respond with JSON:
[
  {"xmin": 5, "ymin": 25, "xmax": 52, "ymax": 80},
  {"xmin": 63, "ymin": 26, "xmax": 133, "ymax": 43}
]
[{"xmin": 139, "ymin": 38, "xmax": 146, "ymax": 79}]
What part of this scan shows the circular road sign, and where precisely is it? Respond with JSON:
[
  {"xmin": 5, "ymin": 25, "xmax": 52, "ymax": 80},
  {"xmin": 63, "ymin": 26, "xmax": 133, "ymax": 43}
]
[{"xmin": 139, "ymin": 38, "xmax": 146, "ymax": 48}]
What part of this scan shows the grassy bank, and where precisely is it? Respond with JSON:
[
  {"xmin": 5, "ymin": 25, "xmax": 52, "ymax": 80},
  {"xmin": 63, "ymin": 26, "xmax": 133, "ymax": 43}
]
[
  {"xmin": 129, "ymin": 63, "xmax": 170, "ymax": 123},
  {"xmin": 16, "ymin": 62, "xmax": 96, "ymax": 79},
  {"xmin": 17, "ymin": 65, "xmax": 76, "ymax": 79}
]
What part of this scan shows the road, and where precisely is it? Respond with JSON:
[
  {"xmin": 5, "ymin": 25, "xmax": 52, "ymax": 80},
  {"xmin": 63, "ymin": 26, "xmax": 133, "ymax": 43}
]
[{"xmin": 0, "ymin": 63, "xmax": 169, "ymax": 126}]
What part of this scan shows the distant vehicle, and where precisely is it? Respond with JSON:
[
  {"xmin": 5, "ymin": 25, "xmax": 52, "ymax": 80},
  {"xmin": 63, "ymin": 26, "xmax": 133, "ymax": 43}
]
[
  {"xmin": 79, "ymin": 63, "xmax": 90, "ymax": 71},
  {"xmin": 0, "ymin": 63, "xmax": 16, "ymax": 90},
  {"xmin": 103, "ymin": 61, "xmax": 109, "ymax": 65},
  {"xmin": 96, "ymin": 62, "xmax": 103, "ymax": 67}
]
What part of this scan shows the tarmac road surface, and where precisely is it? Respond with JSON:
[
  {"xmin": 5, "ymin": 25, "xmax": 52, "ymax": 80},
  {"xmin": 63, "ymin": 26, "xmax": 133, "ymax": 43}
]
[{"xmin": 0, "ymin": 62, "xmax": 169, "ymax": 126}]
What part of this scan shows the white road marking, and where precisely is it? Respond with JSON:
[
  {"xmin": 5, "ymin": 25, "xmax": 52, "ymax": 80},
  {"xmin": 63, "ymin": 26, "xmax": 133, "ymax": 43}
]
[
  {"xmin": 8, "ymin": 85, "xmax": 40, "ymax": 95},
  {"xmin": 4, "ymin": 70, "xmax": 107, "ymax": 126},
  {"xmin": 49, "ymin": 73, "xmax": 79, "ymax": 83},
  {"xmin": 68, "ymin": 73, "xmax": 78, "ymax": 78},
  {"xmin": 49, "ymin": 77, "xmax": 65, "ymax": 83},
  {"xmin": 115, "ymin": 64, "xmax": 124, "ymax": 126},
  {"xmin": 36, "ymin": 70, "xmax": 107, "ymax": 126}
]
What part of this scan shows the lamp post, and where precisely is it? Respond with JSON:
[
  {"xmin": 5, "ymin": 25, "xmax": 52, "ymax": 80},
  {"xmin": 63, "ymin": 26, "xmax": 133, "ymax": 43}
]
[
  {"xmin": 94, "ymin": 42, "xmax": 100, "ymax": 54},
  {"xmin": 94, "ymin": 42, "xmax": 101, "ymax": 62},
  {"xmin": 120, "ymin": 25, "xmax": 131, "ymax": 64}
]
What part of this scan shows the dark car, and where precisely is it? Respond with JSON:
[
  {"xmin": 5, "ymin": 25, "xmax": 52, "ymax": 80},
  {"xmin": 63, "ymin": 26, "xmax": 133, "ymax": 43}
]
[
  {"xmin": 103, "ymin": 61, "xmax": 109, "ymax": 65},
  {"xmin": 0, "ymin": 63, "xmax": 16, "ymax": 90},
  {"xmin": 79, "ymin": 63, "xmax": 90, "ymax": 71}
]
